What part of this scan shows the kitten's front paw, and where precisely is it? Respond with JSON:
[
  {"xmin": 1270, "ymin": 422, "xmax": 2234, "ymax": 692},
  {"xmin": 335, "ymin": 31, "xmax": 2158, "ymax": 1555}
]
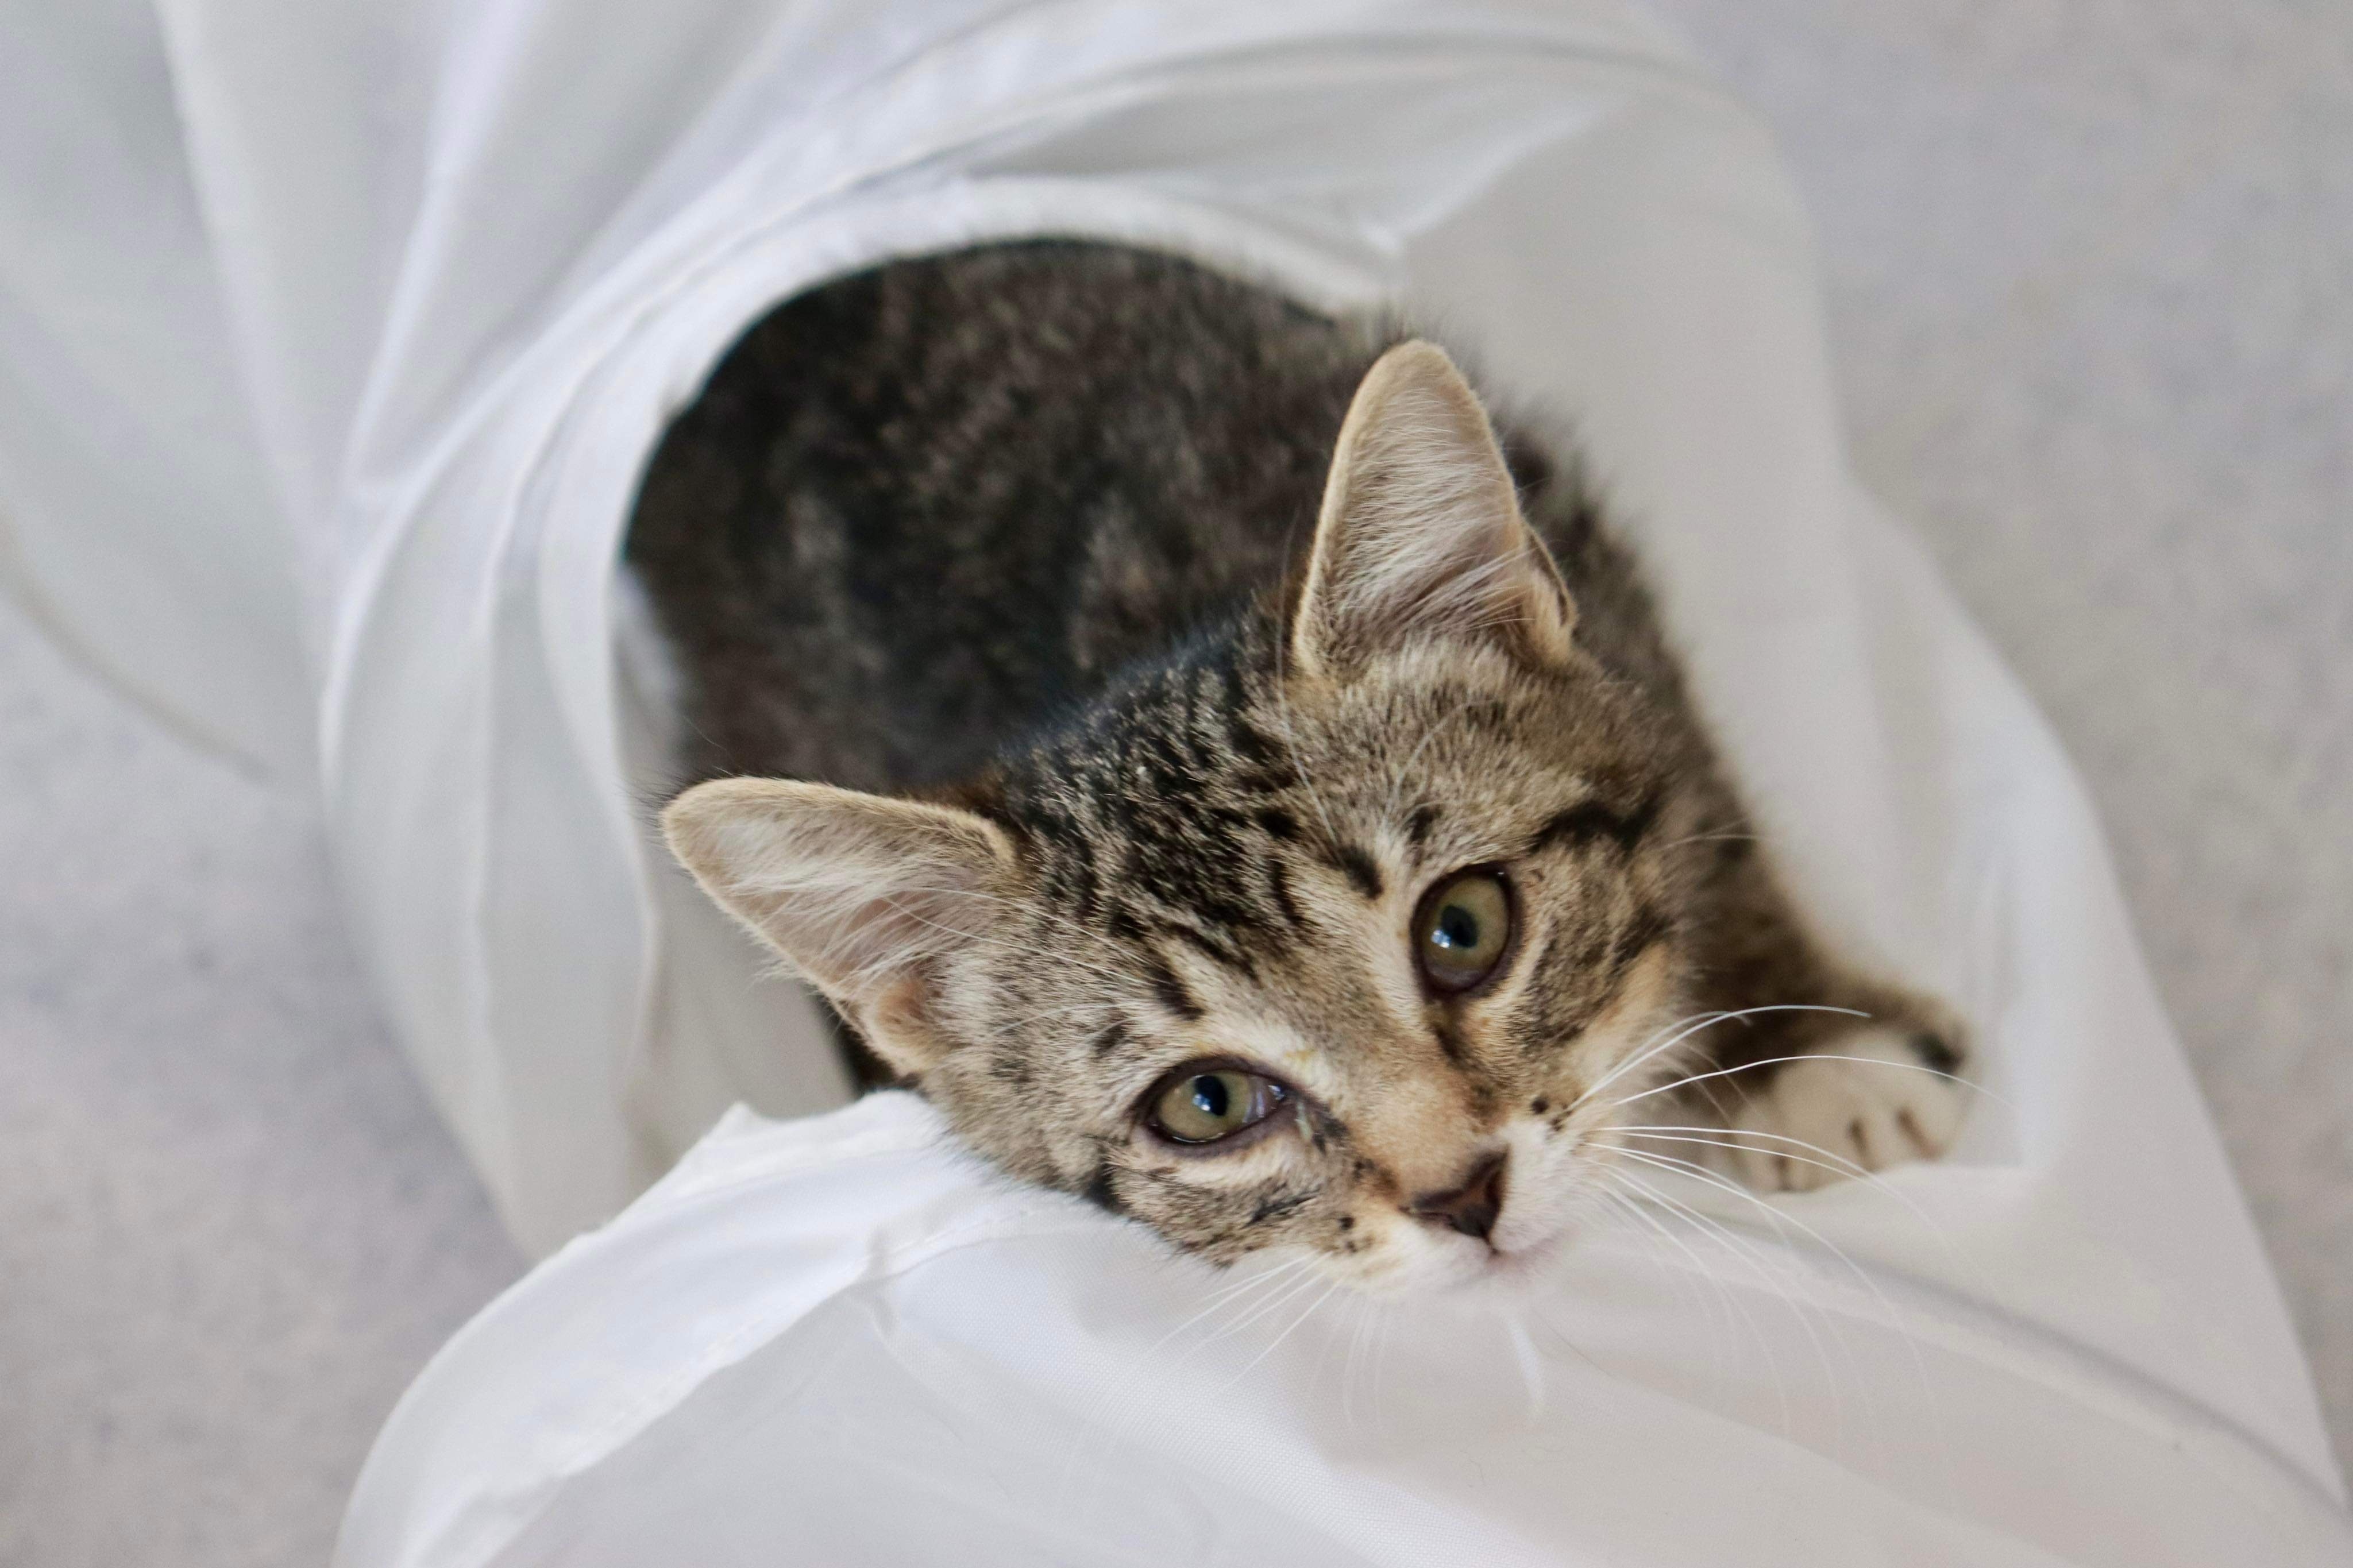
[{"xmin": 1725, "ymin": 1027, "xmax": 1966, "ymax": 1192}]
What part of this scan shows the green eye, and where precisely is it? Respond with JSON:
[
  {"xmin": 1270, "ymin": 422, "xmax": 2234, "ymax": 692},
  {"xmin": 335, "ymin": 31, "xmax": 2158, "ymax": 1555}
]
[
  {"xmin": 1412, "ymin": 868, "xmax": 1514, "ymax": 993},
  {"xmin": 1147, "ymin": 1064, "xmax": 1290, "ymax": 1146}
]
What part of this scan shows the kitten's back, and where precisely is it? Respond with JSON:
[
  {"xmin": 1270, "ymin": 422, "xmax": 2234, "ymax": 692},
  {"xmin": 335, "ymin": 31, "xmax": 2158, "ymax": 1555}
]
[
  {"xmin": 628, "ymin": 244, "xmax": 1392, "ymax": 794},
  {"xmin": 627, "ymin": 241, "xmax": 1682, "ymax": 795}
]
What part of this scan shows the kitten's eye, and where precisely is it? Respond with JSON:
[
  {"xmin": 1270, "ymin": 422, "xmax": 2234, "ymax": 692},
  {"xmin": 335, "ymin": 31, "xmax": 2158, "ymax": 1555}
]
[
  {"xmin": 1146, "ymin": 1063, "xmax": 1290, "ymax": 1146},
  {"xmin": 1412, "ymin": 868, "xmax": 1514, "ymax": 993}
]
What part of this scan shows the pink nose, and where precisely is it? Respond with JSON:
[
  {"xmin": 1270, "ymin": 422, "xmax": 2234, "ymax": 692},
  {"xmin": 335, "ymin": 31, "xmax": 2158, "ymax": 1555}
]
[{"xmin": 1406, "ymin": 1150, "xmax": 1507, "ymax": 1242}]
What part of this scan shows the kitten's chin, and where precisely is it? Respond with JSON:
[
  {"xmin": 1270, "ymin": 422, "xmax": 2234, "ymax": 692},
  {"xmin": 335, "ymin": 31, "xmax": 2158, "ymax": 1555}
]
[
  {"xmin": 1323, "ymin": 1227, "xmax": 1577, "ymax": 1299},
  {"xmin": 1424, "ymin": 1230, "xmax": 1579, "ymax": 1302}
]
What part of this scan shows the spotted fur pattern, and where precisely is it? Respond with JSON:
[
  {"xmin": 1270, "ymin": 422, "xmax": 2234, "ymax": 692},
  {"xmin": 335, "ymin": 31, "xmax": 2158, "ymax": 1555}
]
[{"xmin": 635, "ymin": 243, "xmax": 1966, "ymax": 1292}]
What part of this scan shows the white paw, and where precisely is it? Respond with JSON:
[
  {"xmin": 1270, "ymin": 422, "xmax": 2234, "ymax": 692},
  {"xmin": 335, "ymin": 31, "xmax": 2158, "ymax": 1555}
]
[{"xmin": 1725, "ymin": 1028, "xmax": 1966, "ymax": 1192}]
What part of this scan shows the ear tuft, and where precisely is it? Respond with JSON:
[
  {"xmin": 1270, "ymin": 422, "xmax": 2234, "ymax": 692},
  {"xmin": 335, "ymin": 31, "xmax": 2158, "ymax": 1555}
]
[
  {"xmin": 1292, "ymin": 341, "xmax": 1575, "ymax": 679},
  {"xmin": 661, "ymin": 777, "xmax": 1013, "ymax": 1072}
]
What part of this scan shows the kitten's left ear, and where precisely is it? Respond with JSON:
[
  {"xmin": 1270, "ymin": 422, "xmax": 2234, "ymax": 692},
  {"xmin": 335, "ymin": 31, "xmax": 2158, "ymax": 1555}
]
[{"xmin": 1293, "ymin": 341, "xmax": 1575, "ymax": 681}]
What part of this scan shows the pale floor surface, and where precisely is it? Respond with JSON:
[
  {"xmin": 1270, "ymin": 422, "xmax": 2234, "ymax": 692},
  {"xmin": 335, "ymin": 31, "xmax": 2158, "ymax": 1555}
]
[{"xmin": 2, "ymin": 3, "xmax": 2347, "ymax": 1561}]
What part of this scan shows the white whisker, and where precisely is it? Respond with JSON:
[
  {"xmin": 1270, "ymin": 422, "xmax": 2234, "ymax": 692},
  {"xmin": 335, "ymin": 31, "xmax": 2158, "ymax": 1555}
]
[
  {"xmin": 1605, "ymin": 1052, "xmax": 2002, "ymax": 1115},
  {"xmin": 1053, "ymin": 1254, "xmax": 1314, "ymax": 1503},
  {"xmin": 1222, "ymin": 1278, "xmax": 1343, "ymax": 1389},
  {"xmin": 1608, "ymin": 1144, "xmax": 1939, "ymax": 1458},
  {"xmin": 1572, "ymin": 1005, "xmax": 1869, "ymax": 1111},
  {"xmin": 1600, "ymin": 1172, "xmax": 1792, "ymax": 1437},
  {"xmin": 1610, "ymin": 1154, "xmax": 1865, "ymax": 1448}
]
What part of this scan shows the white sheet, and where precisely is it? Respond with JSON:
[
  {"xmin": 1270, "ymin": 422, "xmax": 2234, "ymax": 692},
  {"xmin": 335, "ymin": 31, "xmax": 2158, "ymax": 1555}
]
[
  {"xmin": 2, "ymin": 1, "xmax": 2342, "ymax": 1559},
  {"xmin": 341, "ymin": 1087, "xmax": 2353, "ymax": 1566}
]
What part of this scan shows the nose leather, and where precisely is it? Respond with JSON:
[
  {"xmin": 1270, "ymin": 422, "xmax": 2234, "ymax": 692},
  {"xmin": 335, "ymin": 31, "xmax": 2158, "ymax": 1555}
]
[{"xmin": 1407, "ymin": 1150, "xmax": 1508, "ymax": 1242}]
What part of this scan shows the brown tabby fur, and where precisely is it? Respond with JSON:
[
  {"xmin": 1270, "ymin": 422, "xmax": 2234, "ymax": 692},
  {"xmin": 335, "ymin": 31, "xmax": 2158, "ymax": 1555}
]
[{"xmin": 638, "ymin": 242, "xmax": 1964, "ymax": 1292}]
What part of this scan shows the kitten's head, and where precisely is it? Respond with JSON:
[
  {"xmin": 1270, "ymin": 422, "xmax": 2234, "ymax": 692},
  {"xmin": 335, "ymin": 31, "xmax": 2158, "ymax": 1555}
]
[{"xmin": 667, "ymin": 342, "xmax": 1704, "ymax": 1293}]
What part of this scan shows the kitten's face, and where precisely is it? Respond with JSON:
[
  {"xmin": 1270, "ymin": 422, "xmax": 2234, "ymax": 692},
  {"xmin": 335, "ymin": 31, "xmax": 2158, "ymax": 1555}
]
[
  {"xmin": 666, "ymin": 341, "xmax": 1695, "ymax": 1293},
  {"xmin": 929, "ymin": 637, "xmax": 1692, "ymax": 1293}
]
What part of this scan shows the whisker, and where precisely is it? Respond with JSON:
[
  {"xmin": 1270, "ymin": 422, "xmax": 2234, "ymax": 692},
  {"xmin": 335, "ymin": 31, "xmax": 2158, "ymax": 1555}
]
[
  {"xmin": 1611, "ymin": 1123, "xmax": 1989, "ymax": 1315},
  {"xmin": 1203, "ymin": 1262, "xmax": 1331, "ymax": 1345},
  {"xmin": 1306, "ymin": 1276, "xmax": 1354, "ymax": 1407},
  {"xmin": 1053, "ymin": 1254, "xmax": 1314, "ymax": 1501},
  {"xmin": 1617, "ymin": 1165, "xmax": 1856, "ymax": 1364},
  {"xmin": 1596, "ymin": 1187, "xmax": 1734, "ymax": 1343},
  {"xmin": 1570, "ymin": 1009, "xmax": 1732, "ymax": 1110},
  {"xmin": 1619, "ymin": 1125, "xmax": 1876, "ymax": 1183},
  {"xmin": 1221, "ymin": 1277, "xmax": 1343, "ymax": 1389},
  {"xmin": 1600, "ymin": 1172, "xmax": 1793, "ymax": 1438},
  {"xmin": 1607, "ymin": 1145, "xmax": 1939, "ymax": 1451},
  {"xmin": 1610, "ymin": 1155, "xmax": 1867, "ymax": 1447},
  {"xmin": 1572, "ymin": 1005, "xmax": 1869, "ymax": 1111},
  {"xmin": 1604, "ymin": 1053, "xmax": 2005, "ymax": 1115},
  {"xmin": 1592, "ymin": 1189, "xmax": 1715, "ymax": 1331}
]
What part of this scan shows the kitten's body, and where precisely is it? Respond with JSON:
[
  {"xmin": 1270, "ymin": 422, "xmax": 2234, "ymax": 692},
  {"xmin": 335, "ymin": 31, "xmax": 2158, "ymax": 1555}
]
[
  {"xmin": 636, "ymin": 242, "xmax": 1964, "ymax": 1289},
  {"xmin": 631, "ymin": 244, "xmax": 1428, "ymax": 799}
]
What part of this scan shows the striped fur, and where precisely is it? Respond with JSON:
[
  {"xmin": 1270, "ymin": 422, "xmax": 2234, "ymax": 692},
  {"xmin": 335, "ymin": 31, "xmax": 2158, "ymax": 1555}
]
[{"xmin": 642, "ymin": 243, "xmax": 1965, "ymax": 1291}]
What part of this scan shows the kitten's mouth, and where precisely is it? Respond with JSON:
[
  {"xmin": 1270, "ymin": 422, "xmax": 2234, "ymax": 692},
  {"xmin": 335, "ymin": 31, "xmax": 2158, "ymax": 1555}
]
[{"xmin": 1421, "ymin": 1227, "xmax": 1574, "ymax": 1298}]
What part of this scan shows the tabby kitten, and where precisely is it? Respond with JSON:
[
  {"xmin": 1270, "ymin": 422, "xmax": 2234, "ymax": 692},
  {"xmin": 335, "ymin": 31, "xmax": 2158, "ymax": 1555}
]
[{"xmin": 634, "ymin": 242, "xmax": 1965, "ymax": 1293}]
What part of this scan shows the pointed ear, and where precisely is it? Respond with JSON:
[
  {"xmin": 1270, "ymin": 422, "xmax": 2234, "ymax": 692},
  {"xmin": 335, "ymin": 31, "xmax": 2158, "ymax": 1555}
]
[
  {"xmin": 662, "ymin": 777, "xmax": 1015, "ymax": 1075},
  {"xmin": 1292, "ymin": 341, "xmax": 1575, "ymax": 680}
]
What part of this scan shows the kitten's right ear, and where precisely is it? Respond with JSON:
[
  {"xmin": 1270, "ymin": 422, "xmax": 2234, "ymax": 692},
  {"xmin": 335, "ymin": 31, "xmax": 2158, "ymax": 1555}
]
[
  {"xmin": 662, "ymin": 777, "xmax": 1014, "ymax": 1075},
  {"xmin": 1292, "ymin": 341, "xmax": 1575, "ymax": 681}
]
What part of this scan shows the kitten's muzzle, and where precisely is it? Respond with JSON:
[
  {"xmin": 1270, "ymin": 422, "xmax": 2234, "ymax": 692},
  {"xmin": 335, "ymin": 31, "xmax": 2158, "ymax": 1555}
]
[{"xmin": 1406, "ymin": 1150, "xmax": 1508, "ymax": 1243}]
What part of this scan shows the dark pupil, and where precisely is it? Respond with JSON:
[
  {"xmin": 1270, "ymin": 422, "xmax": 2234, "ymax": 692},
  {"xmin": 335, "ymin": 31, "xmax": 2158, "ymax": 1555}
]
[
  {"xmin": 1434, "ymin": 903, "xmax": 1482, "ymax": 952},
  {"xmin": 1189, "ymin": 1075, "xmax": 1231, "ymax": 1118}
]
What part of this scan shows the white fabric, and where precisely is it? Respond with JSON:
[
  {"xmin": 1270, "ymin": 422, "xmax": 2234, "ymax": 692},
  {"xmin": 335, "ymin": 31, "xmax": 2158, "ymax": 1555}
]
[
  {"xmin": 341, "ymin": 1088, "xmax": 2353, "ymax": 1567},
  {"xmin": 2, "ymin": 1, "xmax": 2343, "ymax": 1560}
]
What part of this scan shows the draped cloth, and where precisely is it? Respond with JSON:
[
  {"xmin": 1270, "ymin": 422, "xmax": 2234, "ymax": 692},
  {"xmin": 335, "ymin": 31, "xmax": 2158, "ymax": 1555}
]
[{"xmin": 1, "ymin": 2, "xmax": 2342, "ymax": 1561}]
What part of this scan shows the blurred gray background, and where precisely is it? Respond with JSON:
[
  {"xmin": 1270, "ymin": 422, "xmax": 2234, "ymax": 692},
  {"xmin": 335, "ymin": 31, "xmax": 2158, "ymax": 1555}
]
[{"xmin": 1, "ymin": 3, "xmax": 2345, "ymax": 1562}]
